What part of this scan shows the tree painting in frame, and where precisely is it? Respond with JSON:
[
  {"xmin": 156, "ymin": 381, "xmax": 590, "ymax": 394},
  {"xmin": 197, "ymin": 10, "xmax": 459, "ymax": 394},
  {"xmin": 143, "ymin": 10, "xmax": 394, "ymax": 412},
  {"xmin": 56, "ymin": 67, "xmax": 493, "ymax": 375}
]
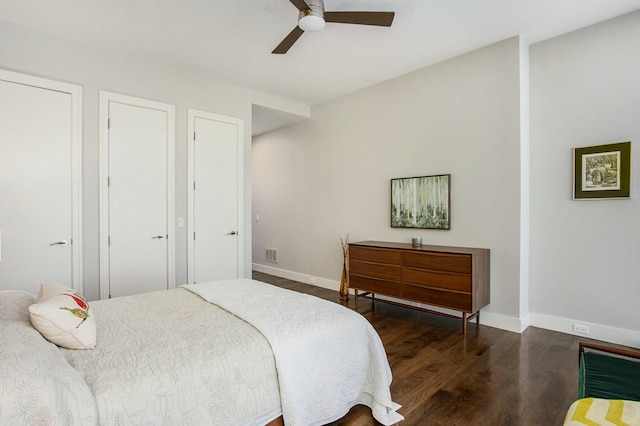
[
  {"xmin": 391, "ymin": 174, "xmax": 450, "ymax": 229},
  {"xmin": 573, "ymin": 141, "xmax": 631, "ymax": 200}
]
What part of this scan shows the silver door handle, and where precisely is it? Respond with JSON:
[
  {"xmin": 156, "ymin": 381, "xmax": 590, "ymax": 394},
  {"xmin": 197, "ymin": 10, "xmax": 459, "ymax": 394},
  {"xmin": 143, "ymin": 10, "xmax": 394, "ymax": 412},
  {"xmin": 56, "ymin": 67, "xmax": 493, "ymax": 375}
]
[
  {"xmin": 50, "ymin": 240, "xmax": 68, "ymax": 246},
  {"xmin": 227, "ymin": 231, "xmax": 237, "ymax": 235},
  {"xmin": 152, "ymin": 235, "xmax": 166, "ymax": 240}
]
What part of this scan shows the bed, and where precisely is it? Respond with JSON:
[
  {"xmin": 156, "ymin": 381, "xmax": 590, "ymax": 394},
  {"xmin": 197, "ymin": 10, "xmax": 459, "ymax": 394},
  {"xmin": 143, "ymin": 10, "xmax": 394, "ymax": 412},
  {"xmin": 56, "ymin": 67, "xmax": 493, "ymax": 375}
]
[{"xmin": 0, "ymin": 278, "xmax": 403, "ymax": 425}]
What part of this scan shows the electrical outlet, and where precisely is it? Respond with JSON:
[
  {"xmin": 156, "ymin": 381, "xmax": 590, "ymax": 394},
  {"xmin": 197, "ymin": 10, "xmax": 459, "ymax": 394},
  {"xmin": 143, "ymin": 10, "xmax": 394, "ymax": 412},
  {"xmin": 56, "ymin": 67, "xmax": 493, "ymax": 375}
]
[{"xmin": 573, "ymin": 323, "xmax": 590, "ymax": 334}]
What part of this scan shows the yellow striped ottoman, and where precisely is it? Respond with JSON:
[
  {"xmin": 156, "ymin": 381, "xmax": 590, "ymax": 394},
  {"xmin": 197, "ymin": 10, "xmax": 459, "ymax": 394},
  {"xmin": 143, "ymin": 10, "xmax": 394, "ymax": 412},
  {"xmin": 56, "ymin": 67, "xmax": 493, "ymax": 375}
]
[{"xmin": 564, "ymin": 398, "xmax": 640, "ymax": 426}]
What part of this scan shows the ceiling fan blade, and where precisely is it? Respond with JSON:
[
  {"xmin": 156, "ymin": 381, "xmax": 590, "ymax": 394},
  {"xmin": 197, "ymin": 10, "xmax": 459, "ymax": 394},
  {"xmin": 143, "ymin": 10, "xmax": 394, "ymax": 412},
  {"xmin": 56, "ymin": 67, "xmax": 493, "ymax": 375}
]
[
  {"xmin": 289, "ymin": 0, "xmax": 310, "ymax": 12},
  {"xmin": 272, "ymin": 26, "xmax": 305, "ymax": 54},
  {"xmin": 324, "ymin": 11, "xmax": 395, "ymax": 27}
]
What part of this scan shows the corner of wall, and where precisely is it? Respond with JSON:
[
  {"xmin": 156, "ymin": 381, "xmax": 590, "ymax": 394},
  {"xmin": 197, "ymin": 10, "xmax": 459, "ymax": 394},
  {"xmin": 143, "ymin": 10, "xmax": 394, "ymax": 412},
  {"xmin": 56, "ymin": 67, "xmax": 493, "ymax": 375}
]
[
  {"xmin": 481, "ymin": 311, "xmax": 529, "ymax": 334},
  {"xmin": 519, "ymin": 36, "xmax": 531, "ymax": 320}
]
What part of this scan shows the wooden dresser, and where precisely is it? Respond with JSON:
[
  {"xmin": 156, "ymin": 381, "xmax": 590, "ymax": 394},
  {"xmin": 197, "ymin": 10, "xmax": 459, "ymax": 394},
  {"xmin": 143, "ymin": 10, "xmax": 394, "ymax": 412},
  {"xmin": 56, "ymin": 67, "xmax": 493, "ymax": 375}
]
[{"xmin": 348, "ymin": 241, "xmax": 490, "ymax": 334}]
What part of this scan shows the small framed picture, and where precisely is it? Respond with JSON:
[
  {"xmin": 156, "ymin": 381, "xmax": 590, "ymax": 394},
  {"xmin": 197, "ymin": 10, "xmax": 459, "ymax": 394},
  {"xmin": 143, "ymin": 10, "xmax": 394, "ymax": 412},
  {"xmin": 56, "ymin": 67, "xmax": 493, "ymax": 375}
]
[{"xmin": 573, "ymin": 141, "xmax": 631, "ymax": 200}]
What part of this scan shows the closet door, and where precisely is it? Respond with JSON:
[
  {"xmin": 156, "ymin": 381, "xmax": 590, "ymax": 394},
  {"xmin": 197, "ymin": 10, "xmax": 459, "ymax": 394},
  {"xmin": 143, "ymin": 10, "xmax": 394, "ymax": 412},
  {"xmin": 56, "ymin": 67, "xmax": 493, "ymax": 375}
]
[
  {"xmin": 187, "ymin": 110, "xmax": 243, "ymax": 283},
  {"xmin": 0, "ymin": 70, "xmax": 82, "ymax": 294},
  {"xmin": 99, "ymin": 92, "xmax": 174, "ymax": 298}
]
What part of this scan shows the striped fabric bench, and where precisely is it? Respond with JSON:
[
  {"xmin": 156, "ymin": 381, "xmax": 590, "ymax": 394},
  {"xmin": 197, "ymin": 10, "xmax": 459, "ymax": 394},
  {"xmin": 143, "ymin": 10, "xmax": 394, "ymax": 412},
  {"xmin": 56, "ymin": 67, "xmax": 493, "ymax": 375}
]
[{"xmin": 564, "ymin": 398, "xmax": 640, "ymax": 425}]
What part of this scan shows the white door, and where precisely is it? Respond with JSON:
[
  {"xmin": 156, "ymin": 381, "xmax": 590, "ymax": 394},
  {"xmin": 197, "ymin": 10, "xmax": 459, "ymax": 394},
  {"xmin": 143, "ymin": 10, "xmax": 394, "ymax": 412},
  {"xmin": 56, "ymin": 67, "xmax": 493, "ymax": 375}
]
[
  {"xmin": 187, "ymin": 110, "xmax": 243, "ymax": 283},
  {"xmin": 100, "ymin": 92, "xmax": 174, "ymax": 298},
  {"xmin": 0, "ymin": 71, "xmax": 82, "ymax": 294}
]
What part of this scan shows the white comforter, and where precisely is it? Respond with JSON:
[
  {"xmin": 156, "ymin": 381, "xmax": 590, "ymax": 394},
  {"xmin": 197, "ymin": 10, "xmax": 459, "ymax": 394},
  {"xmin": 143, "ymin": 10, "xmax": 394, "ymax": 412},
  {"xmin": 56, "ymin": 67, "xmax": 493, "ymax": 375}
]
[
  {"xmin": 184, "ymin": 278, "xmax": 403, "ymax": 426},
  {"xmin": 0, "ymin": 290, "xmax": 98, "ymax": 425},
  {"xmin": 62, "ymin": 288, "xmax": 282, "ymax": 425}
]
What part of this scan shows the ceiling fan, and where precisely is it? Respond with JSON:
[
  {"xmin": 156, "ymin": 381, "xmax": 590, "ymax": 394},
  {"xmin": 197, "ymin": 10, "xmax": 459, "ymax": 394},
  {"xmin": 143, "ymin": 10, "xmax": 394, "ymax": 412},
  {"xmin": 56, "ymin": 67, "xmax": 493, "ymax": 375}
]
[{"xmin": 272, "ymin": 0, "xmax": 395, "ymax": 54}]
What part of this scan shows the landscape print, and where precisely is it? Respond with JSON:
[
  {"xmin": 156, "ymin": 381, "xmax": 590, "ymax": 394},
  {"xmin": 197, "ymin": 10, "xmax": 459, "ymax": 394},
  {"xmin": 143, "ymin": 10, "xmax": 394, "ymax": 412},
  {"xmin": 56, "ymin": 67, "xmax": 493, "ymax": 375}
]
[
  {"xmin": 391, "ymin": 174, "xmax": 450, "ymax": 229},
  {"xmin": 582, "ymin": 151, "xmax": 620, "ymax": 191},
  {"xmin": 573, "ymin": 141, "xmax": 630, "ymax": 200}
]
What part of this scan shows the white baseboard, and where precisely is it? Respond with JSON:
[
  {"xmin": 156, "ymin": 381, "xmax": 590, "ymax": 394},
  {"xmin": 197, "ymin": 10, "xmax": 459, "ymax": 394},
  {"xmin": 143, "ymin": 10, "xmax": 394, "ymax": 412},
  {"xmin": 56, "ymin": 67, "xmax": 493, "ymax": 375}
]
[
  {"xmin": 481, "ymin": 311, "xmax": 529, "ymax": 333},
  {"xmin": 528, "ymin": 313, "xmax": 640, "ymax": 348},
  {"xmin": 252, "ymin": 264, "xmax": 639, "ymax": 347},
  {"xmin": 252, "ymin": 263, "xmax": 342, "ymax": 292},
  {"xmin": 381, "ymin": 297, "xmax": 527, "ymax": 333}
]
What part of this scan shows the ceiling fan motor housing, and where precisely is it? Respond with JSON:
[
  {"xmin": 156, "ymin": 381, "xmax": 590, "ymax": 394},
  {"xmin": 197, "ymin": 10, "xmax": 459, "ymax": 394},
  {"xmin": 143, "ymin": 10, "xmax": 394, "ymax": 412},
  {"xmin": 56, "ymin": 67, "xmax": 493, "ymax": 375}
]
[{"xmin": 298, "ymin": 0, "xmax": 325, "ymax": 31}]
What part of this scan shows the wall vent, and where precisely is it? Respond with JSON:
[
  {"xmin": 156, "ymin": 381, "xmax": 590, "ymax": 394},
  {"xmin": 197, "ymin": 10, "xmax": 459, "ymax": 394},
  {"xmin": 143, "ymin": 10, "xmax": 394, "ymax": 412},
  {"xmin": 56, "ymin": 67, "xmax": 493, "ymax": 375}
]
[{"xmin": 265, "ymin": 248, "xmax": 278, "ymax": 263}]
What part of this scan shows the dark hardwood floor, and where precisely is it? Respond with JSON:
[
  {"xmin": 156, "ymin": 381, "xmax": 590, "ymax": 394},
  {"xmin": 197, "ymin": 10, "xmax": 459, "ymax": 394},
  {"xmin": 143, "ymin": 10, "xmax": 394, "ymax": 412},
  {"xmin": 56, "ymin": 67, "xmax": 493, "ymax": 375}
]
[{"xmin": 252, "ymin": 271, "xmax": 617, "ymax": 426}]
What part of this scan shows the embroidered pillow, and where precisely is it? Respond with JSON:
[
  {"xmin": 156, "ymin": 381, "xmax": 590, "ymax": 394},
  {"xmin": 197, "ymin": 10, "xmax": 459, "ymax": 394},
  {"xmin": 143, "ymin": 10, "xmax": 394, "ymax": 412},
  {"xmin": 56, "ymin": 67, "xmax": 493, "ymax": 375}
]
[
  {"xmin": 29, "ymin": 285, "xmax": 96, "ymax": 350},
  {"xmin": 37, "ymin": 282, "xmax": 72, "ymax": 302}
]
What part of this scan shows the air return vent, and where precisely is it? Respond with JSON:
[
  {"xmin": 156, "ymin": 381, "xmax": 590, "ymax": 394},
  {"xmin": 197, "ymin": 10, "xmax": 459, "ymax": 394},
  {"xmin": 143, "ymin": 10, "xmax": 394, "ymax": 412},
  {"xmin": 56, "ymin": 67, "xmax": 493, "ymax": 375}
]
[{"xmin": 265, "ymin": 248, "xmax": 278, "ymax": 263}]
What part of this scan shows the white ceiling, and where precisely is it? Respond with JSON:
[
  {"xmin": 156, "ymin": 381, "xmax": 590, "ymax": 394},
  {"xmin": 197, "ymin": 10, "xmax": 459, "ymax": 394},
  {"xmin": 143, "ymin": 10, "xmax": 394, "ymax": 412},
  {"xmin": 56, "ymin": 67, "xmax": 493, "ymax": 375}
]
[{"xmin": 2, "ymin": 0, "xmax": 640, "ymax": 134}]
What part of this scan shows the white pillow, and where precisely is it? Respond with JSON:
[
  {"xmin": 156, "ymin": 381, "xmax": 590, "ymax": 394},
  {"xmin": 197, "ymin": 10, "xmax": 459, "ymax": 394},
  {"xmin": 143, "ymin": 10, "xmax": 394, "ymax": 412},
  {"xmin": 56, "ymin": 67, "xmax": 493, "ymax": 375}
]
[
  {"xmin": 37, "ymin": 282, "xmax": 72, "ymax": 302},
  {"xmin": 29, "ymin": 285, "xmax": 96, "ymax": 350}
]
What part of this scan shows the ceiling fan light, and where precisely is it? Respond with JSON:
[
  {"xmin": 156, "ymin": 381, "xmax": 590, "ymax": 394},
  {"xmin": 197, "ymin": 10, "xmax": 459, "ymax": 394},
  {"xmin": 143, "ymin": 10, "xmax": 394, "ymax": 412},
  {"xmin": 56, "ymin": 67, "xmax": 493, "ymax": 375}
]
[{"xmin": 299, "ymin": 15, "xmax": 325, "ymax": 32}]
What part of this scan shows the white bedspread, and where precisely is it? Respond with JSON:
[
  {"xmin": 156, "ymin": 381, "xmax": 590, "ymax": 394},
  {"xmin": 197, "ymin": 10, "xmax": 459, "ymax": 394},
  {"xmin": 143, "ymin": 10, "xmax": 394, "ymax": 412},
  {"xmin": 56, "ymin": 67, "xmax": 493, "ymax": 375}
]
[
  {"xmin": 183, "ymin": 278, "xmax": 404, "ymax": 426},
  {"xmin": 0, "ymin": 291, "xmax": 98, "ymax": 425},
  {"xmin": 62, "ymin": 288, "xmax": 281, "ymax": 425}
]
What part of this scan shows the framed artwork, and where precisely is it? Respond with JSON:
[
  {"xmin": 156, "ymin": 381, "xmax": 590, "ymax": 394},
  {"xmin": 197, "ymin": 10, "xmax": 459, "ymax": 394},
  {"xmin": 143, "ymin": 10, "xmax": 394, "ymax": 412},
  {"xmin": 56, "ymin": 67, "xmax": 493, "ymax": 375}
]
[
  {"xmin": 391, "ymin": 174, "xmax": 450, "ymax": 229},
  {"xmin": 573, "ymin": 141, "xmax": 631, "ymax": 200}
]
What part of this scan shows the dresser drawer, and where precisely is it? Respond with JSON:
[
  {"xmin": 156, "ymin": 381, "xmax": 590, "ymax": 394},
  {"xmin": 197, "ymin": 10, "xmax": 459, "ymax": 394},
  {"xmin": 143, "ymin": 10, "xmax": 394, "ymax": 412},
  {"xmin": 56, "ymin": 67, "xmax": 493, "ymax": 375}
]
[
  {"xmin": 349, "ymin": 246, "xmax": 402, "ymax": 265},
  {"xmin": 402, "ymin": 284, "xmax": 472, "ymax": 312},
  {"xmin": 350, "ymin": 260, "xmax": 401, "ymax": 281},
  {"xmin": 402, "ymin": 251, "xmax": 471, "ymax": 274},
  {"xmin": 349, "ymin": 275, "xmax": 402, "ymax": 298},
  {"xmin": 402, "ymin": 267, "xmax": 471, "ymax": 292}
]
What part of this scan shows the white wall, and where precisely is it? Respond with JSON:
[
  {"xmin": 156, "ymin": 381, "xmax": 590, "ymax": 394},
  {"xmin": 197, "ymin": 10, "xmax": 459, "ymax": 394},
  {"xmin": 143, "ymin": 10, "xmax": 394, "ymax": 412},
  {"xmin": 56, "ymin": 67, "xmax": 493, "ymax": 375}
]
[
  {"xmin": 253, "ymin": 10, "xmax": 640, "ymax": 346},
  {"xmin": 0, "ymin": 20, "xmax": 305, "ymax": 301},
  {"xmin": 253, "ymin": 37, "xmax": 524, "ymax": 329},
  {"xmin": 529, "ymin": 10, "xmax": 640, "ymax": 346}
]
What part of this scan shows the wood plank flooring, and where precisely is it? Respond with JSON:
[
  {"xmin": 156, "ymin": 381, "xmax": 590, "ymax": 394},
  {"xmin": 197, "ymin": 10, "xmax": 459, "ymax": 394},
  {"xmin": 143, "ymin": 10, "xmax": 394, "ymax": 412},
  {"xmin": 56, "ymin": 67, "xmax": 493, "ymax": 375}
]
[{"xmin": 252, "ymin": 271, "xmax": 621, "ymax": 426}]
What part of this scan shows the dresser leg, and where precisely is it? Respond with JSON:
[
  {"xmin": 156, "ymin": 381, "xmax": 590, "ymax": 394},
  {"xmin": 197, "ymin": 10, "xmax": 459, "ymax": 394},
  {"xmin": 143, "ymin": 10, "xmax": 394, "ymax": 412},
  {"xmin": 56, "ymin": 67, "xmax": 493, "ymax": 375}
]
[
  {"xmin": 463, "ymin": 311, "xmax": 480, "ymax": 336},
  {"xmin": 354, "ymin": 289, "xmax": 359, "ymax": 307},
  {"xmin": 462, "ymin": 312, "xmax": 467, "ymax": 335}
]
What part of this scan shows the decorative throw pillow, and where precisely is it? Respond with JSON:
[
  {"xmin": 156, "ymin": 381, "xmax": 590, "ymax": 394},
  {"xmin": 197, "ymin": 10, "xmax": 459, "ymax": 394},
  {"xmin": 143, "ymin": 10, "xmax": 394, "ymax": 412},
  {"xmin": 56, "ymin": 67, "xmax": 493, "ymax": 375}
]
[
  {"xmin": 37, "ymin": 282, "xmax": 73, "ymax": 302},
  {"xmin": 29, "ymin": 285, "xmax": 96, "ymax": 350}
]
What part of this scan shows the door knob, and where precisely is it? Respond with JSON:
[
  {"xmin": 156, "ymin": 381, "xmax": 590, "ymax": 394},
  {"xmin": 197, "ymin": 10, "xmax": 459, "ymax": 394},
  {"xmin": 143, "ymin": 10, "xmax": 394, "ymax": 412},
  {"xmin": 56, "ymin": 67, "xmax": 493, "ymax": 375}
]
[
  {"xmin": 50, "ymin": 240, "xmax": 68, "ymax": 246},
  {"xmin": 152, "ymin": 235, "xmax": 166, "ymax": 240},
  {"xmin": 227, "ymin": 231, "xmax": 237, "ymax": 235}
]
